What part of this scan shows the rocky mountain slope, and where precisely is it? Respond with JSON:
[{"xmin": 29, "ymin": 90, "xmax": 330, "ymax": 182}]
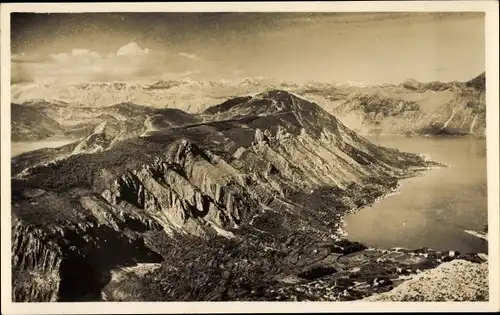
[
  {"xmin": 11, "ymin": 90, "xmax": 486, "ymax": 302},
  {"xmin": 11, "ymin": 103, "xmax": 68, "ymax": 142},
  {"xmin": 330, "ymin": 73, "xmax": 486, "ymax": 136}
]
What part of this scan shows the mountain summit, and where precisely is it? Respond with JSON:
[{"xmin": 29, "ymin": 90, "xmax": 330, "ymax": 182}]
[{"xmin": 466, "ymin": 72, "xmax": 486, "ymax": 91}]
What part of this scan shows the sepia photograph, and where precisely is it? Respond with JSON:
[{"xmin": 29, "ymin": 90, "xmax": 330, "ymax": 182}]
[{"xmin": 1, "ymin": 1, "xmax": 499, "ymax": 314}]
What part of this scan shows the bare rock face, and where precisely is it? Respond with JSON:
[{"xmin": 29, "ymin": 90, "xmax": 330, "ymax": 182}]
[
  {"xmin": 11, "ymin": 186, "xmax": 164, "ymax": 302},
  {"xmin": 12, "ymin": 215, "xmax": 62, "ymax": 302},
  {"xmin": 332, "ymin": 74, "xmax": 486, "ymax": 136},
  {"xmin": 11, "ymin": 90, "xmax": 440, "ymax": 302},
  {"xmin": 101, "ymin": 140, "xmax": 259, "ymax": 235}
]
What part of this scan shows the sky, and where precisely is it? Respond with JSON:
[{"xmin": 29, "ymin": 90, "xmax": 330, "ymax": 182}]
[{"xmin": 10, "ymin": 12, "xmax": 485, "ymax": 85}]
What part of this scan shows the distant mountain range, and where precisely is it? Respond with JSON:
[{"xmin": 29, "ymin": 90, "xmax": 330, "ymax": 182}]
[
  {"xmin": 10, "ymin": 77, "xmax": 301, "ymax": 112},
  {"xmin": 10, "ymin": 73, "xmax": 486, "ymax": 143}
]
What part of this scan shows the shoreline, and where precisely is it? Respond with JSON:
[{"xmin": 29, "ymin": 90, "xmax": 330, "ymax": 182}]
[
  {"xmin": 324, "ymin": 162, "xmax": 490, "ymax": 301},
  {"xmin": 464, "ymin": 230, "xmax": 488, "ymax": 241},
  {"xmin": 337, "ymin": 166, "xmax": 435, "ymax": 242},
  {"xmin": 337, "ymin": 162, "xmax": 488, "ymax": 257}
]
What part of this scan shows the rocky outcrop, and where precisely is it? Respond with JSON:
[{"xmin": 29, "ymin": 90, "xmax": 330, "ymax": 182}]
[
  {"xmin": 101, "ymin": 140, "xmax": 260, "ymax": 236},
  {"xmin": 12, "ymin": 215, "xmax": 62, "ymax": 302},
  {"xmin": 11, "ymin": 187, "xmax": 164, "ymax": 302}
]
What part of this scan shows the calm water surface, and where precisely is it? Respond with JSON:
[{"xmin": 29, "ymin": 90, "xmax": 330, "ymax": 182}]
[
  {"xmin": 11, "ymin": 140, "xmax": 75, "ymax": 157},
  {"xmin": 345, "ymin": 135, "xmax": 488, "ymax": 254}
]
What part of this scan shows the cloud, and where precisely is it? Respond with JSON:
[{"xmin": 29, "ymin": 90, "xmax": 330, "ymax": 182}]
[
  {"xmin": 11, "ymin": 42, "xmax": 206, "ymax": 84},
  {"xmin": 116, "ymin": 42, "xmax": 151, "ymax": 56},
  {"xmin": 50, "ymin": 52, "xmax": 70, "ymax": 62},
  {"xmin": 12, "ymin": 52, "xmax": 51, "ymax": 63},
  {"xmin": 178, "ymin": 52, "xmax": 201, "ymax": 60},
  {"xmin": 72, "ymin": 49, "xmax": 101, "ymax": 59},
  {"xmin": 50, "ymin": 49, "xmax": 101, "ymax": 62}
]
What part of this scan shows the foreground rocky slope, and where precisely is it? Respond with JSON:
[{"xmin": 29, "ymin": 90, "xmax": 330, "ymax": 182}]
[{"xmin": 11, "ymin": 90, "xmax": 486, "ymax": 302}]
